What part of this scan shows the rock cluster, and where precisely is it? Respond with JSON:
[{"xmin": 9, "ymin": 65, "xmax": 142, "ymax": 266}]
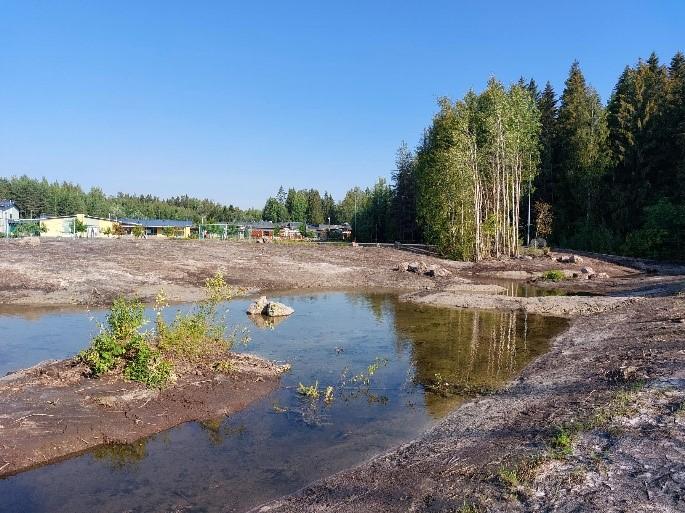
[
  {"xmin": 395, "ymin": 261, "xmax": 452, "ymax": 278},
  {"xmin": 246, "ymin": 296, "xmax": 294, "ymax": 317},
  {"xmin": 557, "ymin": 254, "xmax": 583, "ymax": 264}
]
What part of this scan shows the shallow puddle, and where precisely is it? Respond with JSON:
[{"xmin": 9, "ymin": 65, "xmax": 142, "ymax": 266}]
[{"xmin": 0, "ymin": 292, "xmax": 566, "ymax": 512}]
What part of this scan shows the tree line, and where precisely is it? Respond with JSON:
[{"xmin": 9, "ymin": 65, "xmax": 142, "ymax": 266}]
[
  {"xmin": 266, "ymin": 52, "xmax": 684, "ymax": 260},
  {"xmin": 0, "ymin": 176, "xmax": 262, "ymax": 223},
  {"xmin": 4, "ymin": 51, "xmax": 683, "ymax": 259}
]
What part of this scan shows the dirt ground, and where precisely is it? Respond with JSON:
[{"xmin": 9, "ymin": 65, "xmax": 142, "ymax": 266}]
[
  {"xmin": 2, "ymin": 238, "xmax": 685, "ymax": 511},
  {"xmin": 0, "ymin": 353, "xmax": 286, "ymax": 478},
  {"xmin": 1, "ymin": 238, "xmax": 682, "ymax": 306}
]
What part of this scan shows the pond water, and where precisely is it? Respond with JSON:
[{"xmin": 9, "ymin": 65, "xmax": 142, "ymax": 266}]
[{"xmin": 0, "ymin": 292, "xmax": 566, "ymax": 513}]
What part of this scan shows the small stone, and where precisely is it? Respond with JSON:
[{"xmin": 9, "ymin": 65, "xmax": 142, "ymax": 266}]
[
  {"xmin": 581, "ymin": 266, "xmax": 594, "ymax": 274},
  {"xmin": 246, "ymin": 296, "xmax": 269, "ymax": 315},
  {"xmin": 265, "ymin": 301, "xmax": 295, "ymax": 317}
]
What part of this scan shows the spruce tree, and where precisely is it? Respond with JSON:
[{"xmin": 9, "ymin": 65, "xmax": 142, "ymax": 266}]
[{"xmin": 555, "ymin": 61, "xmax": 609, "ymax": 245}]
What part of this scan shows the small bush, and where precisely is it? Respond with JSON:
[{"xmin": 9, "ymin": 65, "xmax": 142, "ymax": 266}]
[
  {"xmin": 498, "ymin": 467, "xmax": 520, "ymax": 490},
  {"xmin": 550, "ymin": 427, "xmax": 574, "ymax": 458},
  {"xmin": 123, "ymin": 336, "xmax": 173, "ymax": 388},
  {"xmin": 79, "ymin": 272, "xmax": 239, "ymax": 389},
  {"xmin": 541, "ymin": 269, "xmax": 566, "ymax": 281},
  {"xmin": 79, "ymin": 331, "xmax": 127, "ymax": 376},
  {"xmin": 79, "ymin": 298, "xmax": 146, "ymax": 376}
]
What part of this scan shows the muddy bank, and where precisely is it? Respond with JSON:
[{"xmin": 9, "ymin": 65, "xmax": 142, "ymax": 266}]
[
  {"xmin": 252, "ymin": 295, "xmax": 685, "ymax": 513},
  {"xmin": 404, "ymin": 290, "xmax": 639, "ymax": 317},
  {"xmin": 0, "ymin": 353, "xmax": 285, "ymax": 478}
]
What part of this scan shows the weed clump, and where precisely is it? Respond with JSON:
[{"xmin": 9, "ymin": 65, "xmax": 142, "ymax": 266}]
[
  {"xmin": 550, "ymin": 426, "xmax": 574, "ymax": 458},
  {"xmin": 79, "ymin": 272, "xmax": 240, "ymax": 389},
  {"xmin": 541, "ymin": 269, "xmax": 566, "ymax": 281},
  {"xmin": 297, "ymin": 381, "xmax": 320, "ymax": 399}
]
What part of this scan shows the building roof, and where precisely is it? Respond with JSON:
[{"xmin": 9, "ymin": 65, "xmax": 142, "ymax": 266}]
[
  {"xmin": 246, "ymin": 221, "xmax": 276, "ymax": 230},
  {"xmin": 0, "ymin": 200, "xmax": 17, "ymax": 211},
  {"xmin": 118, "ymin": 218, "xmax": 194, "ymax": 228}
]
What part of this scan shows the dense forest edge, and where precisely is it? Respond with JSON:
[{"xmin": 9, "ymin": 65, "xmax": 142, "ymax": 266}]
[{"xmin": 2, "ymin": 51, "xmax": 683, "ymax": 260}]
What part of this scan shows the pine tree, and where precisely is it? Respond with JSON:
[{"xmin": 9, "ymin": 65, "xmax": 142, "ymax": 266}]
[{"xmin": 391, "ymin": 142, "xmax": 419, "ymax": 242}]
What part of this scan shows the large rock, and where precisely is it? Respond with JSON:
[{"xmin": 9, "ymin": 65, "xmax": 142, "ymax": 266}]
[
  {"xmin": 557, "ymin": 254, "xmax": 584, "ymax": 264},
  {"xmin": 425, "ymin": 264, "xmax": 451, "ymax": 278},
  {"xmin": 408, "ymin": 261, "xmax": 428, "ymax": 274},
  {"xmin": 395, "ymin": 262, "xmax": 410, "ymax": 272},
  {"xmin": 265, "ymin": 301, "xmax": 294, "ymax": 317},
  {"xmin": 581, "ymin": 266, "xmax": 594, "ymax": 274},
  {"xmin": 246, "ymin": 296, "xmax": 269, "ymax": 315}
]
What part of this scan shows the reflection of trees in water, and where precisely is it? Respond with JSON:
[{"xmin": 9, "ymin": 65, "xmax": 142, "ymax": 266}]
[
  {"xmin": 390, "ymin": 301, "xmax": 565, "ymax": 417},
  {"xmin": 343, "ymin": 293, "xmax": 391, "ymax": 323},
  {"xmin": 91, "ymin": 440, "xmax": 148, "ymax": 470},
  {"xmin": 199, "ymin": 418, "xmax": 247, "ymax": 445}
]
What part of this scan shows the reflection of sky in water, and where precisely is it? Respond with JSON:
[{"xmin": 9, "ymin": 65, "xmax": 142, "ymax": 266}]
[{"xmin": 0, "ymin": 292, "xmax": 566, "ymax": 513}]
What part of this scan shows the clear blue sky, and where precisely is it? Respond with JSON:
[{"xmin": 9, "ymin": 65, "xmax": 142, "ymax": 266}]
[{"xmin": 1, "ymin": 1, "xmax": 683, "ymax": 209}]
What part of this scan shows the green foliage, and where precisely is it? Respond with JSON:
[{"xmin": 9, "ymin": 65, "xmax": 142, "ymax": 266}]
[
  {"xmin": 131, "ymin": 225, "xmax": 144, "ymax": 238},
  {"xmin": 498, "ymin": 467, "xmax": 520, "ymax": 490},
  {"xmin": 622, "ymin": 199, "xmax": 685, "ymax": 259},
  {"xmin": 550, "ymin": 427, "xmax": 574, "ymax": 458},
  {"xmin": 12, "ymin": 221, "xmax": 42, "ymax": 237},
  {"xmin": 262, "ymin": 196, "xmax": 288, "ymax": 222},
  {"xmin": 0, "ymin": 175, "xmax": 260, "ymax": 224},
  {"xmin": 79, "ymin": 272, "xmax": 237, "ymax": 389},
  {"xmin": 415, "ymin": 80, "xmax": 540, "ymax": 260},
  {"xmin": 79, "ymin": 298, "xmax": 147, "ymax": 376},
  {"xmin": 79, "ymin": 331, "xmax": 127, "ymax": 376},
  {"xmin": 541, "ymin": 270, "xmax": 566, "ymax": 281},
  {"xmin": 70, "ymin": 218, "xmax": 87, "ymax": 234},
  {"xmin": 297, "ymin": 381, "xmax": 320, "ymax": 399},
  {"xmin": 162, "ymin": 226, "xmax": 176, "ymax": 238},
  {"xmin": 286, "ymin": 188, "xmax": 308, "ymax": 222},
  {"xmin": 123, "ymin": 336, "xmax": 172, "ymax": 388}
]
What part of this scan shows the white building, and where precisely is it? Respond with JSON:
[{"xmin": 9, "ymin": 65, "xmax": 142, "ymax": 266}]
[{"xmin": 0, "ymin": 200, "xmax": 20, "ymax": 233}]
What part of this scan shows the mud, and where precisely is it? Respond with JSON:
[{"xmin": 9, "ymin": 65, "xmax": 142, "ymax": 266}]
[{"xmin": 0, "ymin": 353, "xmax": 285, "ymax": 478}]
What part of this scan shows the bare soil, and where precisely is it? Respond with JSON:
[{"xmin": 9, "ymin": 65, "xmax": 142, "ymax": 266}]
[
  {"xmin": 1, "ymin": 239, "xmax": 682, "ymax": 307},
  {"xmin": 0, "ymin": 239, "xmax": 467, "ymax": 306},
  {"xmin": 0, "ymin": 353, "xmax": 286, "ymax": 478},
  {"xmin": 2, "ymin": 239, "xmax": 685, "ymax": 511}
]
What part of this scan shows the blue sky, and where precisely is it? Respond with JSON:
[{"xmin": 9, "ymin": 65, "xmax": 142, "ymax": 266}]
[{"xmin": 1, "ymin": 1, "xmax": 683, "ymax": 209}]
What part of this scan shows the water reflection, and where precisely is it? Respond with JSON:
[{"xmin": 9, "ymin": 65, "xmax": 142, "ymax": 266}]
[{"xmin": 0, "ymin": 292, "xmax": 566, "ymax": 513}]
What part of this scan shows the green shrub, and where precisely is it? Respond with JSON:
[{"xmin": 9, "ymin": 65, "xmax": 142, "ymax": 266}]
[
  {"xmin": 79, "ymin": 331, "xmax": 127, "ymax": 376},
  {"xmin": 79, "ymin": 272, "xmax": 237, "ymax": 389},
  {"xmin": 123, "ymin": 336, "xmax": 173, "ymax": 388},
  {"xmin": 550, "ymin": 427, "xmax": 574, "ymax": 457},
  {"xmin": 541, "ymin": 269, "xmax": 566, "ymax": 281},
  {"xmin": 79, "ymin": 298, "xmax": 146, "ymax": 376}
]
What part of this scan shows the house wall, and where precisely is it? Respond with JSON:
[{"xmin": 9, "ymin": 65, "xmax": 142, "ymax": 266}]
[
  {"xmin": 40, "ymin": 214, "xmax": 116, "ymax": 238},
  {"xmin": 0, "ymin": 207, "xmax": 20, "ymax": 232},
  {"xmin": 147, "ymin": 226, "xmax": 191, "ymax": 238}
]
